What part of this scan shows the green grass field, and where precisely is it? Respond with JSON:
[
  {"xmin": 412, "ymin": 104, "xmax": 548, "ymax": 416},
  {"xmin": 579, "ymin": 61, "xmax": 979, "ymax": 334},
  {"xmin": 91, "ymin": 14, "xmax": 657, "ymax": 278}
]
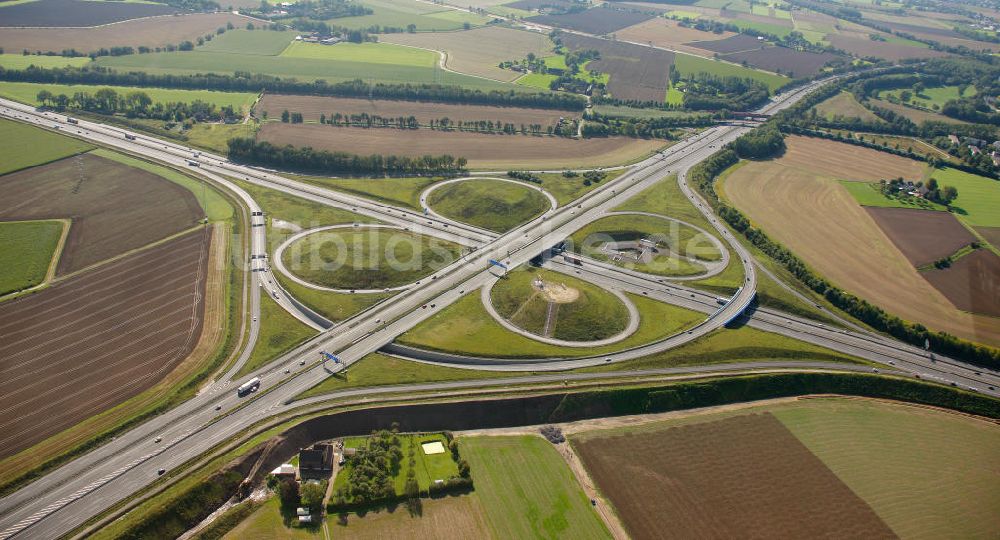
[
  {"xmin": 281, "ymin": 228, "xmax": 463, "ymax": 289},
  {"xmin": 580, "ymin": 324, "xmax": 862, "ymax": 373},
  {"xmin": 94, "ymin": 51, "xmax": 513, "ymax": 91},
  {"xmin": 0, "ymin": 54, "xmax": 90, "ymax": 70},
  {"xmin": 881, "ymin": 85, "xmax": 977, "ymax": 110},
  {"xmin": 289, "ymin": 173, "xmax": 439, "ymax": 210},
  {"xmin": 461, "ymin": 435, "xmax": 610, "ymax": 540},
  {"xmin": 399, "ymin": 288, "xmax": 704, "ymax": 358},
  {"xmin": 0, "ymin": 81, "xmax": 256, "ymax": 110},
  {"xmin": 774, "ymin": 398, "xmax": 1000, "ymax": 539},
  {"xmin": 491, "ymin": 267, "xmax": 630, "ymax": 341},
  {"xmin": 237, "ymin": 292, "xmax": 315, "ymax": 377},
  {"xmin": 839, "ymin": 181, "xmax": 946, "ymax": 212},
  {"xmin": 197, "ymin": 29, "xmax": 295, "ymax": 56},
  {"xmin": 516, "ymin": 72, "xmax": 558, "ymax": 90},
  {"xmin": 92, "ymin": 148, "xmax": 233, "ymax": 221},
  {"xmin": 0, "ymin": 220, "xmax": 63, "ymax": 297},
  {"xmin": 0, "ymin": 118, "xmax": 93, "ymax": 175},
  {"xmin": 531, "ymin": 170, "xmax": 625, "ymax": 206},
  {"xmin": 427, "ymin": 179, "xmax": 550, "ymax": 233},
  {"xmin": 273, "ymin": 269, "xmax": 392, "ymax": 323},
  {"xmin": 674, "ymin": 52, "xmax": 789, "ymax": 90},
  {"xmin": 615, "ymin": 174, "xmax": 715, "ymax": 230},
  {"xmin": 927, "ymin": 167, "xmax": 1000, "ymax": 227},
  {"xmin": 281, "ymin": 41, "xmax": 436, "ymax": 67}
]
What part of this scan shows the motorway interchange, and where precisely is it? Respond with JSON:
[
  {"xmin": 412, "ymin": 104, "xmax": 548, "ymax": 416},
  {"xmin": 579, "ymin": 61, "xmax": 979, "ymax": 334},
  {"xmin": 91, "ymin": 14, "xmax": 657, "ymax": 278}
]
[{"xmin": 0, "ymin": 76, "xmax": 998, "ymax": 539}]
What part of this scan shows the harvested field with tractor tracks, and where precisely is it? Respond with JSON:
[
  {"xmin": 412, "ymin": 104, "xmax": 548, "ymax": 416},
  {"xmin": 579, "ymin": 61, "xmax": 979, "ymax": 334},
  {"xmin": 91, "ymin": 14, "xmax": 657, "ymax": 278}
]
[
  {"xmin": 0, "ymin": 12, "xmax": 249, "ymax": 55},
  {"xmin": 0, "ymin": 152, "xmax": 205, "ymax": 276},
  {"xmin": 257, "ymin": 123, "xmax": 665, "ymax": 169},
  {"xmin": 255, "ymin": 94, "xmax": 570, "ymax": 128},
  {"xmin": 922, "ymin": 249, "xmax": 1000, "ymax": 317},
  {"xmin": 721, "ymin": 135, "xmax": 1000, "ymax": 346},
  {"xmin": 864, "ymin": 207, "xmax": 977, "ymax": 267},
  {"xmin": 573, "ymin": 412, "xmax": 895, "ymax": 539},
  {"xmin": 0, "ymin": 0, "xmax": 177, "ymax": 27},
  {"xmin": 0, "ymin": 229, "xmax": 209, "ymax": 459}
]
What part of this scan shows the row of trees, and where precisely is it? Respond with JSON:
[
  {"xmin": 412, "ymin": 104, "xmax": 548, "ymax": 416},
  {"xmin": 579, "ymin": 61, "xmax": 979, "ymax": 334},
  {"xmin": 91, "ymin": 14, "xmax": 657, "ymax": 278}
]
[
  {"xmin": 226, "ymin": 138, "xmax": 466, "ymax": 176},
  {"xmin": 277, "ymin": 110, "xmax": 561, "ymax": 136},
  {"xmin": 0, "ymin": 66, "xmax": 587, "ymax": 111},
  {"xmin": 35, "ymin": 88, "xmax": 238, "ymax": 123}
]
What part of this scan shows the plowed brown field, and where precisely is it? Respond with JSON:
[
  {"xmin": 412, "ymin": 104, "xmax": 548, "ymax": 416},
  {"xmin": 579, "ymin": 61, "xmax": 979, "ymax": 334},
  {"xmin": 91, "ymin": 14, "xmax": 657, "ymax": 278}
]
[
  {"xmin": 0, "ymin": 152, "xmax": 204, "ymax": 275},
  {"xmin": 865, "ymin": 207, "xmax": 976, "ymax": 266},
  {"xmin": 923, "ymin": 249, "xmax": 1000, "ymax": 317},
  {"xmin": 573, "ymin": 413, "xmax": 895, "ymax": 539},
  {"xmin": 258, "ymin": 123, "xmax": 665, "ymax": 169},
  {"xmin": 0, "ymin": 229, "xmax": 209, "ymax": 459},
  {"xmin": 0, "ymin": 12, "xmax": 248, "ymax": 54},
  {"xmin": 256, "ymin": 94, "xmax": 569, "ymax": 127},
  {"xmin": 722, "ymin": 135, "xmax": 1000, "ymax": 345}
]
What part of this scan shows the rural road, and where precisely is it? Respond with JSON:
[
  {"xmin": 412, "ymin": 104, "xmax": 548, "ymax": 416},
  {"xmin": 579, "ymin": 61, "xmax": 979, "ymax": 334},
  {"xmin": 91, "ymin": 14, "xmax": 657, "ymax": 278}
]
[{"xmin": 0, "ymin": 73, "xmax": 997, "ymax": 540}]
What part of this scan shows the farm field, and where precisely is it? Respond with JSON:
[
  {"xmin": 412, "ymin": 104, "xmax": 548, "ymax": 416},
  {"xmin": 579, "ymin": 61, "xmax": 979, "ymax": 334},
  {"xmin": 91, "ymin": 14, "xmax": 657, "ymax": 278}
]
[
  {"xmin": 0, "ymin": 220, "xmax": 64, "ymax": 297},
  {"xmin": 328, "ymin": 495, "xmax": 490, "ymax": 539},
  {"xmin": 559, "ymin": 33, "xmax": 675, "ymax": 103},
  {"xmin": 0, "ymin": 12, "xmax": 248, "ymax": 55},
  {"xmin": 93, "ymin": 48, "xmax": 513, "ymax": 91},
  {"xmin": 0, "ymin": 0, "xmax": 176, "ymax": 27},
  {"xmin": 673, "ymin": 52, "xmax": 789, "ymax": 90},
  {"xmin": 528, "ymin": 4, "xmax": 654, "ymax": 34},
  {"xmin": 573, "ymin": 410, "xmax": 894, "ymax": 539},
  {"xmin": 0, "ymin": 229, "xmax": 209, "ymax": 459},
  {"xmin": 0, "ymin": 118, "xmax": 93, "ymax": 175},
  {"xmin": 0, "ymin": 81, "xmax": 256, "ymax": 111},
  {"xmin": 381, "ymin": 26, "xmax": 554, "ymax": 82},
  {"xmin": 922, "ymin": 249, "xmax": 1000, "ymax": 317},
  {"xmin": 197, "ymin": 29, "xmax": 295, "ymax": 56},
  {"xmin": 0, "ymin": 54, "xmax": 90, "ymax": 70},
  {"xmin": 615, "ymin": 17, "xmax": 736, "ymax": 57},
  {"xmin": 490, "ymin": 267, "xmax": 631, "ymax": 341},
  {"xmin": 399, "ymin": 286, "xmax": 704, "ymax": 358},
  {"xmin": 826, "ymin": 34, "xmax": 947, "ymax": 61},
  {"xmin": 720, "ymin": 46, "xmax": 840, "ymax": 77},
  {"xmin": 280, "ymin": 228, "xmax": 463, "ymax": 290},
  {"xmin": 812, "ymin": 91, "xmax": 882, "ymax": 122},
  {"xmin": 255, "ymin": 94, "xmax": 570, "ymax": 129},
  {"xmin": 280, "ymin": 41, "xmax": 435, "ymax": 67},
  {"xmin": 927, "ymin": 167, "xmax": 1000, "ymax": 228},
  {"xmin": 321, "ymin": 0, "xmax": 489, "ymax": 31},
  {"xmin": 257, "ymin": 123, "xmax": 666, "ymax": 169},
  {"xmin": 426, "ymin": 179, "xmax": 550, "ymax": 232},
  {"xmin": 0, "ymin": 152, "xmax": 204, "ymax": 275},
  {"xmin": 840, "ymin": 181, "xmax": 944, "ymax": 211},
  {"xmin": 572, "ymin": 397, "xmax": 1000, "ymax": 539},
  {"xmin": 461, "ymin": 435, "xmax": 609, "ymax": 540},
  {"xmin": 864, "ymin": 207, "xmax": 976, "ymax": 266},
  {"xmin": 720, "ymin": 135, "xmax": 1000, "ymax": 345}
]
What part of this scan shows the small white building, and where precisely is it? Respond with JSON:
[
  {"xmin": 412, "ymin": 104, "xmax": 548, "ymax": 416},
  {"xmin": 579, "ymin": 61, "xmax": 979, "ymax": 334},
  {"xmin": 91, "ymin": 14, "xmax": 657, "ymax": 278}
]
[{"xmin": 270, "ymin": 464, "xmax": 295, "ymax": 477}]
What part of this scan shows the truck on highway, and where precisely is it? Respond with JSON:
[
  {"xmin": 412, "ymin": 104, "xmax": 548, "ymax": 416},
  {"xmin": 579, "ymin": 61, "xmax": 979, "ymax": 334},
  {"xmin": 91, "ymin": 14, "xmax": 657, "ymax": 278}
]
[
  {"xmin": 237, "ymin": 377, "xmax": 261, "ymax": 397},
  {"xmin": 187, "ymin": 160, "xmax": 200, "ymax": 167},
  {"xmin": 125, "ymin": 134, "xmax": 136, "ymax": 141},
  {"xmin": 66, "ymin": 117, "xmax": 79, "ymax": 125},
  {"xmin": 716, "ymin": 297, "xmax": 729, "ymax": 305}
]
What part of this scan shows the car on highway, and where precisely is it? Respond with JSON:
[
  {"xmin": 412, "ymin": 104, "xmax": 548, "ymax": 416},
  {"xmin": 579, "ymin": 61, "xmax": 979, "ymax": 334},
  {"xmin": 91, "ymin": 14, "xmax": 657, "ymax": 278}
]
[{"xmin": 157, "ymin": 469, "xmax": 166, "ymax": 476}]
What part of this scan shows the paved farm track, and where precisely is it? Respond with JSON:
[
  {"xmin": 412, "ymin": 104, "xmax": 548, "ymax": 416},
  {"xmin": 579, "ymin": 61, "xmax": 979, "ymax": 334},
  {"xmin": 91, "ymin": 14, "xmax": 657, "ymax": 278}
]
[{"xmin": 0, "ymin": 229, "xmax": 209, "ymax": 459}]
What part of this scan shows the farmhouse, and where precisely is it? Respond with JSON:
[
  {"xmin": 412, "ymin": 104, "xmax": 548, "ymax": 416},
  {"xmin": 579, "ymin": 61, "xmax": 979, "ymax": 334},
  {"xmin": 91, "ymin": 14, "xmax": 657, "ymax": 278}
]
[{"xmin": 299, "ymin": 443, "xmax": 334, "ymax": 477}]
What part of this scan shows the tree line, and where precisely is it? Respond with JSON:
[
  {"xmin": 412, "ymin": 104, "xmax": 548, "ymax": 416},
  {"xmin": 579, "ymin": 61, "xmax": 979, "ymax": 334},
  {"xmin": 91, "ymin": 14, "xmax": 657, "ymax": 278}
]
[
  {"xmin": 0, "ymin": 65, "xmax": 586, "ymax": 111},
  {"xmin": 35, "ymin": 88, "xmax": 239, "ymax": 123},
  {"xmin": 226, "ymin": 137, "xmax": 467, "ymax": 176},
  {"xmin": 275, "ymin": 109, "xmax": 560, "ymax": 136},
  {"xmin": 689, "ymin": 137, "xmax": 1000, "ymax": 370}
]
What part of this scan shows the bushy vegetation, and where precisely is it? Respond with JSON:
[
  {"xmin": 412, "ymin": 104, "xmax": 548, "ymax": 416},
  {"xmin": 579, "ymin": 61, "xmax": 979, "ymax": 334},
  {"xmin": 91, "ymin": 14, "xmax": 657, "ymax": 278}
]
[
  {"xmin": 227, "ymin": 137, "xmax": 466, "ymax": 176},
  {"xmin": 731, "ymin": 125, "xmax": 785, "ymax": 159},
  {"xmin": 116, "ymin": 470, "xmax": 244, "ymax": 540}
]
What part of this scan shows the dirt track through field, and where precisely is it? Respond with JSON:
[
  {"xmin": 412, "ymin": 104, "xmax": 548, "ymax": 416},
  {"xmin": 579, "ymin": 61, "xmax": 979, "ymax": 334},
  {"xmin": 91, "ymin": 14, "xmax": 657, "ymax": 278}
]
[
  {"xmin": 574, "ymin": 413, "xmax": 896, "ymax": 539},
  {"xmin": 722, "ymin": 136, "xmax": 1000, "ymax": 346},
  {"xmin": 0, "ymin": 229, "xmax": 209, "ymax": 458}
]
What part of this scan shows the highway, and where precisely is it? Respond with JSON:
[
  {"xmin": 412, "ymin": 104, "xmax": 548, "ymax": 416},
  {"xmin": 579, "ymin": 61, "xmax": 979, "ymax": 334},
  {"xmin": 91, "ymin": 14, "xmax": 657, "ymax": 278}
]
[{"xmin": 0, "ymin": 74, "xmax": 997, "ymax": 539}]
